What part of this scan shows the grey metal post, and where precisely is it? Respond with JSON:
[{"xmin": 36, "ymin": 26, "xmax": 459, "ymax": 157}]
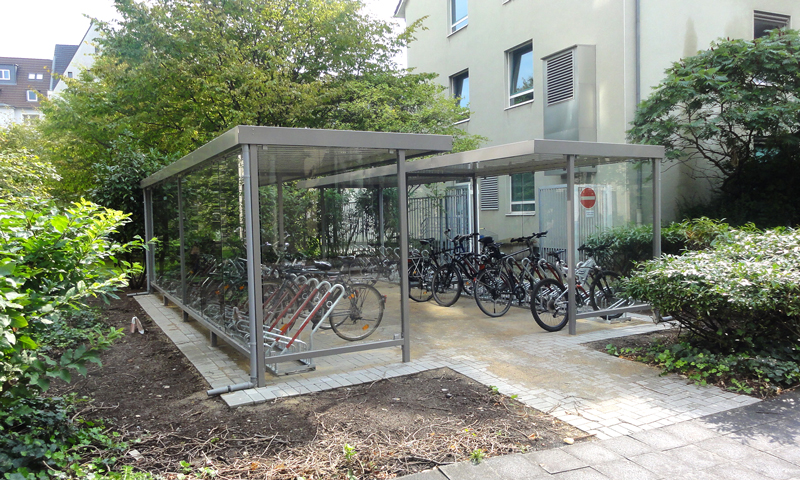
[
  {"xmin": 320, "ymin": 187, "xmax": 327, "ymax": 258},
  {"xmin": 378, "ymin": 186, "xmax": 385, "ymax": 250},
  {"xmin": 243, "ymin": 145, "xmax": 266, "ymax": 388},
  {"xmin": 472, "ymin": 175, "xmax": 480, "ymax": 253},
  {"xmin": 177, "ymin": 178, "xmax": 187, "ymax": 313},
  {"xmin": 397, "ymin": 150, "xmax": 411, "ymax": 362},
  {"xmin": 277, "ymin": 175, "xmax": 285, "ymax": 251},
  {"xmin": 143, "ymin": 188, "xmax": 155, "ymax": 292},
  {"xmin": 566, "ymin": 155, "xmax": 577, "ymax": 335},
  {"xmin": 652, "ymin": 158, "xmax": 662, "ymax": 258}
]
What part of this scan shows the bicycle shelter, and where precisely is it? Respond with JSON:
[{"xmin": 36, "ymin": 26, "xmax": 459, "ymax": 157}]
[
  {"xmin": 300, "ymin": 139, "xmax": 666, "ymax": 335},
  {"xmin": 141, "ymin": 126, "xmax": 452, "ymax": 389}
]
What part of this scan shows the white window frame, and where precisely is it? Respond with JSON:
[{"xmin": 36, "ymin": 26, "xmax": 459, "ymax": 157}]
[
  {"xmin": 0, "ymin": 69, "xmax": 10, "ymax": 81},
  {"xmin": 507, "ymin": 42, "xmax": 534, "ymax": 107},
  {"xmin": 26, "ymin": 90, "xmax": 38, "ymax": 102},
  {"xmin": 450, "ymin": 0, "xmax": 468, "ymax": 34},
  {"xmin": 36, "ymin": 73, "xmax": 43, "ymax": 80},
  {"xmin": 509, "ymin": 173, "xmax": 535, "ymax": 214},
  {"xmin": 28, "ymin": 73, "xmax": 35, "ymax": 80}
]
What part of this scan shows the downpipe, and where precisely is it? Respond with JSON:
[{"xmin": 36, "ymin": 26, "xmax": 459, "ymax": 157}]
[{"xmin": 207, "ymin": 382, "xmax": 254, "ymax": 397}]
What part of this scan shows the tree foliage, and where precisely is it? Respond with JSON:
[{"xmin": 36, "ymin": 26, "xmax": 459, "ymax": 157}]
[
  {"xmin": 0, "ymin": 125, "xmax": 60, "ymax": 202},
  {"xmin": 41, "ymin": 0, "xmax": 480, "ymax": 198},
  {"xmin": 628, "ymin": 29, "xmax": 800, "ymax": 226}
]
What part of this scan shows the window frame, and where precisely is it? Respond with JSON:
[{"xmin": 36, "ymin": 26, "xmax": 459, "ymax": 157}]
[
  {"xmin": 754, "ymin": 10, "xmax": 790, "ymax": 39},
  {"xmin": 509, "ymin": 172, "xmax": 536, "ymax": 213},
  {"xmin": 507, "ymin": 42, "xmax": 534, "ymax": 107},
  {"xmin": 26, "ymin": 90, "xmax": 38, "ymax": 102},
  {"xmin": 28, "ymin": 73, "xmax": 36, "ymax": 80},
  {"xmin": 450, "ymin": 0, "xmax": 468, "ymax": 34},
  {"xmin": 0, "ymin": 69, "xmax": 10, "ymax": 81},
  {"xmin": 451, "ymin": 70, "xmax": 470, "ymax": 111}
]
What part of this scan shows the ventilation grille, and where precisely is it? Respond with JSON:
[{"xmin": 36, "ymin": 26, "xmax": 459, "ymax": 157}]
[
  {"xmin": 754, "ymin": 10, "xmax": 790, "ymax": 26},
  {"xmin": 546, "ymin": 50, "xmax": 574, "ymax": 106},
  {"xmin": 480, "ymin": 176, "xmax": 499, "ymax": 210}
]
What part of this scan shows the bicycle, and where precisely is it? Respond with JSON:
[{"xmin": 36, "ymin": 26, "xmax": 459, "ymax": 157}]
[
  {"xmin": 408, "ymin": 236, "xmax": 449, "ymax": 302},
  {"xmin": 431, "ymin": 232, "xmax": 490, "ymax": 307},
  {"xmin": 530, "ymin": 244, "xmax": 628, "ymax": 332}
]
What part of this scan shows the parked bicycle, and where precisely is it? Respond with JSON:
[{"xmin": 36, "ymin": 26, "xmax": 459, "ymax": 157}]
[{"xmin": 530, "ymin": 244, "xmax": 629, "ymax": 332}]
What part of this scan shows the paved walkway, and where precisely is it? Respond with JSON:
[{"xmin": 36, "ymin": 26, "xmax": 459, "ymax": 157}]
[{"xmin": 400, "ymin": 390, "xmax": 800, "ymax": 479}]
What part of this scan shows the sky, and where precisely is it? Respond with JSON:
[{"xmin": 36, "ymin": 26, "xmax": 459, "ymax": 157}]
[{"xmin": 2, "ymin": 0, "xmax": 404, "ymax": 61}]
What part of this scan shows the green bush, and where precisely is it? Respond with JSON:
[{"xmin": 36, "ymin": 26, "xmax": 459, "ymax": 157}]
[
  {"xmin": 623, "ymin": 227, "xmax": 800, "ymax": 353},
  {"xmin": 0, "ymin": 198, "xmax": 142, "ymax": 477},
  {"xmin": 585, "ymin": 217, "xmax": 743, "ymax": 274}
]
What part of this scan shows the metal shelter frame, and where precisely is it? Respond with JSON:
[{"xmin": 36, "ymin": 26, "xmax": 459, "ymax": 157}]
[
  {"xmin": 141, "ymin": 126, "xmax": 452, "ymax": 388},
  {"xmin": 300, "ymin": 138, "xmax": 666, "ymax": 335}
]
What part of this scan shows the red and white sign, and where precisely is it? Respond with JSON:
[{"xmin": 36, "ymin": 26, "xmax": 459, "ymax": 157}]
[{"xmin": 580, "ymin": 188, "xmax": 596, "ymax": 209}]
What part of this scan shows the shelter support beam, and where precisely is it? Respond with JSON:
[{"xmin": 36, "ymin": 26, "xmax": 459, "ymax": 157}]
[
  {"xmin": 378, "ymin": 186, "xmax": 385, "ymax": 251},
  {"xmin": 277, "ymin": 176, "xmax": 285, "ymax": 251},
  {"xmin": 243, "ymin": 145, "xmax": 266, "ymax": 388},
  {"xmin": 567, "ymin": 155, "xmax": 577, "ymax": 335},
  {"xmin": 472, "ymin": 175, "xmax": 479, "ymax": 253},
  {"xmin": 397, "ymin": 150, "xmax": 411, "ymax": 362},
  {"xmin": 652, "ymin": 158, "xmax": 662, "ymax": 258},
  {"xmin": 320, "ymin": 188, "xmax": 327, "ymax": 258},
  {"xmin": 143, "ymin": 189, "xmax": 155, "ymax": 292},
  {"xmin": 177, "ymin": 178, "xmax": 187, "ymax": 312}
]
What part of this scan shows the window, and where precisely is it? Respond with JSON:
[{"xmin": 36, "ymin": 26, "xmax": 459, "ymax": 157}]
[
  {"xmin": 754, "ymin": 11, "xmax": 790, "ymax": 38},
  {"xmin": 28, "ymin": 73, "xmax": 43, "ymax": 80},
  {"xmin": 452, "ymin": 70, "xmax": 469, "ymax": 110},
  {"xmin": 28, "ymin": 73, "xmax": 35, "ymax": 80},
  {"xmin": 26, "ymin": 90, "xmax": 38, "ymax": 102},
  {"xmin": 510, "ymin": 172, "xmax": 535, "ymax": 212},
  {"xmin": 36, "ymin": 73, "xmax": 43, "ymax": 80},
  {"xmin": 0, "ymin": 69, "xmax": 10, "ymax": 81},
  {"xmin": 22, "ymin": 114, "xmax": 40, "ymax": 122},
  {"xmin": 509, "ymin": 43, "xmax": 534, "ymax": 106},
  {"xmin": 67, "ymin": 71, "xmax": 73, "ymax": 78},
  {"xmin": 451, "ymin": 0, "xmax": 468, "ymax": 33}
]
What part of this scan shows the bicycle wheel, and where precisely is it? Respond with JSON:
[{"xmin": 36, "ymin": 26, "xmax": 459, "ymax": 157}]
[
  {"xmin": 530, "ymin": 278, "xmax": 569, "ymax": 332},
  {"xmin": 589, "ymin": 271, "xmax": 627, "ymax": 319},
  {"xmin": 432, "ymin": 263, "xmax": 462, "ymax": 307},
  {"xmin": 474, "ymin": 269, "xmax": 513, "ymax": 317},
  {"xmin": 330, "ymin": 283, "xmax": 384, "ymax": 341},
  {"xmin": 408, "ymin": 263, "xmax": 434, "ymax": 302}
]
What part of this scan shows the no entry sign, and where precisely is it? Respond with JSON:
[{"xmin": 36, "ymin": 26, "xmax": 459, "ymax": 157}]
[{"xmin": 580, "ymin": 188, "xmax": 596, "ymax": 209}]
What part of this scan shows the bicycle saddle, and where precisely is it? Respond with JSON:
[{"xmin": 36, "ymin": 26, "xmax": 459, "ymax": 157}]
[
  {"xmin": 479, "ymin": 236, "xmax": 494, "ymax": 245},
  {"xmin": 313, "ymin": 260, "xmax": 333, "ymax": 271}
]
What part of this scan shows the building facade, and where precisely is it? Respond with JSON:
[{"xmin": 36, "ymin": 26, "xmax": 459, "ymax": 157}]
[
  {"xmin": 0, "ymin": 57, "xmax": 52, "ymax": 125},
  {"xmin": 396, "ymin": 0, "xmax": 799, "ymax": 237}
]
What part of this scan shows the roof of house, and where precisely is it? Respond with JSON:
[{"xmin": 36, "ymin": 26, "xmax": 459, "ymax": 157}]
[
  {"xmin": 0, "ymin": 57, "xmax": 52, "ymax": 109},
  {"xmin": 51, "ymin": 44, "xmax": 80, "ymax": 89}
]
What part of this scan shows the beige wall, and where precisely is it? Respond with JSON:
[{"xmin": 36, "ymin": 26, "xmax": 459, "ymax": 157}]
[{"xmin": 402, "ymin": 0, "xmax": 800, "ymax": 226}]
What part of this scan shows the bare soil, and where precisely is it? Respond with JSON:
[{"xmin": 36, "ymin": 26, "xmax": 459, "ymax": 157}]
[{"xmin": 57, "ymin": 293, "xmax": 590, "ymax": 479}]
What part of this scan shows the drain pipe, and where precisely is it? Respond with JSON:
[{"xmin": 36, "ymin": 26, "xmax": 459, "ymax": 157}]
[{"xmin": 207, "ymin": 382, "xmax": 254, "ymax": 397}]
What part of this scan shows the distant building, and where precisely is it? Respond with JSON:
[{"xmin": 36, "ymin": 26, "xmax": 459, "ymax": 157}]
[
  {"xmin": 0, "ymin": 57, "xmax": 52, "ymax": 125},
  {"xmin": 52, "ymin": 23, "xmax": 100, "ymax": 95}
]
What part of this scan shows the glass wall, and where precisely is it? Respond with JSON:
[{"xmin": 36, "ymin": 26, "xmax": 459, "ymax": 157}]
[{"xmin": 151, "ymin": 181, "xmax": 181, "ymax": 298}]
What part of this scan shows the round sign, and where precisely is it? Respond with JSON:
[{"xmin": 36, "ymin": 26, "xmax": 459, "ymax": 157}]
[{"xmin": 580, "ymin": 188, "xmax": 596, "ymax": 209}]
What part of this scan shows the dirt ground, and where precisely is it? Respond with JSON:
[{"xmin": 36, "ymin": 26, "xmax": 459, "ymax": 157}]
[
  {"xmin": 55, "ymin": 293, "xmax": 590, "ymax": 479},
  {"xmin": 582, "ymin": 329, "xmax": 682, "ymax": 354}
]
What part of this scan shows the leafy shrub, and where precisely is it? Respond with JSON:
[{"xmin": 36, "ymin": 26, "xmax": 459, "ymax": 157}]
[
  {"xmin": 585, "ymin": 217, "xmax": 744, "ymax": 274},
  {"xmin": 607, "ymin": 340, "xmax": 800, "ymax": 397},
  {"xmin": 0, "ymin": 198, "xmax": 142, "ymax": 477},
  {"xmin": 623, "ymin": 227, "xmax": 800, "ymax": 353}
]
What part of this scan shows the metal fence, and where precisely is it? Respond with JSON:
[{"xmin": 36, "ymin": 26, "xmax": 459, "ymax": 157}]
[
  {"xmin": 408, "ymin": 187, "xmax": 471, "ymax": 247},
  {"xmin": 538, "ymin": 184, "xmax": 613, "ymax": 259}
]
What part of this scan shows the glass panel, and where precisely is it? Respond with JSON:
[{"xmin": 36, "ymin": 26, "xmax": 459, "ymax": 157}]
[
  {"xmin": 451, "ymin": 0, "xmax": 468, "ymax": 31},
  {"xmin": 510, "ymin": 44, "xmax": 533, "ymax": 105},
  {"xmin": 151, "ymin": 181, "xmax": 181, "ymax": 297},
  {"xmin": 453, "ymin": 72, "xmax": 469, "ymax": 109},
  {"xmin": 511, "ymin": 172, "xmax": 535, "ymax": 212}
]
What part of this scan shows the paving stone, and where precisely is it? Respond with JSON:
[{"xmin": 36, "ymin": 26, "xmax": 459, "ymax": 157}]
[
  {"xmin": 629, "ymin": 451, "xmax": 699, "ymax": 477},
  {"xmin": 396, "ymin": 468, "xmax": 447, "ymax": 480},
  {"xmin": 439, "ymin": 459, "xmax": 498, "ymax": 480},
  {"xmin": 592, "ymin": 459, "xmax": 660, "ymax": 480},
  {"xmin": 551, "ymin": 467, "xmax": 610, "ymax": 479},
  {"xmin": 525, "ymin": 448, "xmax": 588, "ymax": 474},
  {"xmin": 711, "ymin": 462, "xmax": 781, "ymax": 480},
  {"xmin": 660, "ymin": 420, "xmax": 720, "ymax": 443},
  {"xmin": 694, "ymin": 435, "xmax": 767, "ymax": 462},
  {"xmin": 665, "ymin": 444, "xmax": 727, "ymax": 470},
  {"xmin": 744, "ymin": 454, "xmax": 800, "ymax": 479},
  {"xmin": 561, "ymin": 443, "xmax": 625, "ymax": 465},
  {"xmin": 629, "ymin": 428, "xmax": 687, "ymax": 450},
  {"xmin": 482, "ymin": 453, "xmax": 550, "ymax": 478}
]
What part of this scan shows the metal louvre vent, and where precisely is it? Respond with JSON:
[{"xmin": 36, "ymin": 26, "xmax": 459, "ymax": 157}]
[
  {"xmin": 754, "ymin": 10, "xmax": 790, "ymax": 25},
  {"xmin": 546, "ymin": 50, "xmax": 574, "ymax": 106},
  {"xmin": 479, "ymin": 176, "xmax": 499, "ymax": 210}
]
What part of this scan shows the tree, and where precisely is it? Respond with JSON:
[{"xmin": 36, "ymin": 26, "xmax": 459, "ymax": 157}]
[
  {"xmin": 40, "ymin": 0, "xmax": 480, "ymax": 198},
  {"xmin": 628, "ymin": 29, "xmax": 800, "ymax": 226}
]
